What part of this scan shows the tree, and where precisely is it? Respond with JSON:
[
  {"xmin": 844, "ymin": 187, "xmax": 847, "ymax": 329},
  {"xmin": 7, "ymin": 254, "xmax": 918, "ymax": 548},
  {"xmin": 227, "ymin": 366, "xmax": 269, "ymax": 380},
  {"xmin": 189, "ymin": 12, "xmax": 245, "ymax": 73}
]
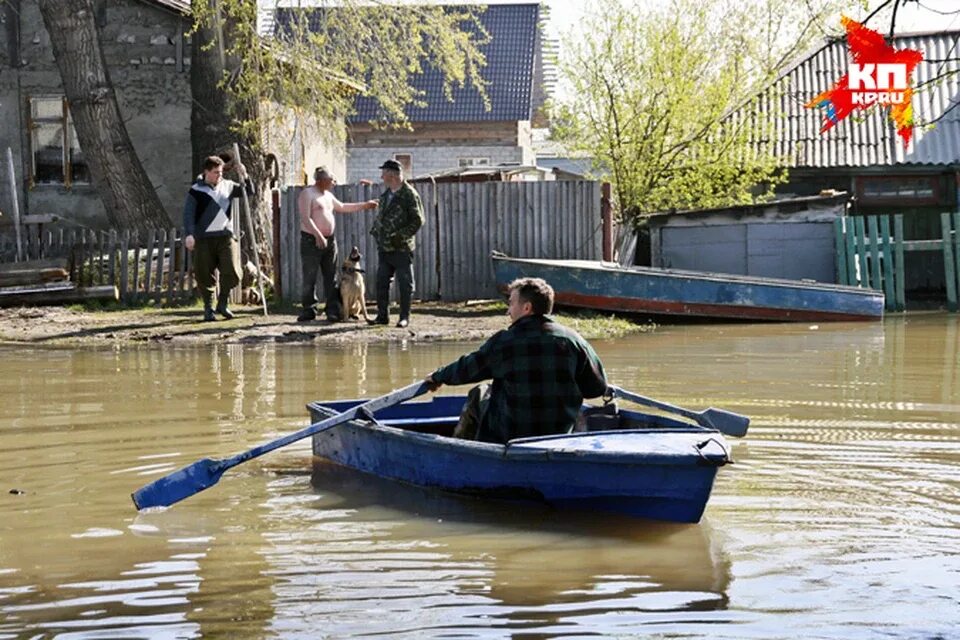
[
  {"xmin": 187, "ymin": 0, "xmax": 489, "ymax": 274},
  {"xmin": 551, "ymin": 0, "xmax": 854, "ymax": 225},
  {"xmin": 37, "ymin": 0, "xmax": 171, "ymax": 232}
]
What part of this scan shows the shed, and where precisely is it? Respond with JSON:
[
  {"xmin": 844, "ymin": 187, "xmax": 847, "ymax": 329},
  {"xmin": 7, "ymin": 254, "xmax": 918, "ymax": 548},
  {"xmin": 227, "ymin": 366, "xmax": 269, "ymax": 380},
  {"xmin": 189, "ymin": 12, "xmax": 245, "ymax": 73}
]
[{"xmin": 643, "ymin": 192, "xmax": 850, "ymax": 284}]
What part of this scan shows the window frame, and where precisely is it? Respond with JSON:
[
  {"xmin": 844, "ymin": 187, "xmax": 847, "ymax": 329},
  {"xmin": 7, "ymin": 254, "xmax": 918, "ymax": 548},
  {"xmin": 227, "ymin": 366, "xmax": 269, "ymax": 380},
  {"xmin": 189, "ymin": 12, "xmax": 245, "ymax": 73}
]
[
  {"xmin": 855, "ymin": 175, "xmax": 943, "ymax": 205},
  {"xmin": 26, "ymin": 95, "xmax": 89, "ymax": 188}
]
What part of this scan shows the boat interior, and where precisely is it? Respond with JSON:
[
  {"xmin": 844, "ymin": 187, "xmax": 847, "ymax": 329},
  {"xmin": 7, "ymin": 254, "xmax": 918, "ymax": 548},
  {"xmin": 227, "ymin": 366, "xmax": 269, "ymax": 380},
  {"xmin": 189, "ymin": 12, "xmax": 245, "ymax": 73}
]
[{"xmin": 311, "ymin": 397, "xmax": 698, "ymax": 439}]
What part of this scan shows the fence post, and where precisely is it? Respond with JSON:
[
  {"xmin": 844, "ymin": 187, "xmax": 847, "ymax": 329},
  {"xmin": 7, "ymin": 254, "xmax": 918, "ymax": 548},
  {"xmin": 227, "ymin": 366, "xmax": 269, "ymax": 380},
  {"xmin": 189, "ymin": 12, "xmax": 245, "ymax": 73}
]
[
  {"xmin": 953, "ymin": 212, "xmax": 960, "ymax": 311},
  {"xmin": 941, "ymin": 212, "xmax": 957, "ymax": 312},
  {"xmin": 833, "ymin": 218, "xmax": 847, "ymax": 284},
  {"xmin": 879, "ymin": 215, "xmax": 895, "ymax": 309},
  {"xmin": 601, "ymin": 182, "xmax": 613, "ymax": 262},
  {"xmin": 894, "ymin": 215, "xmax": 906, "ymax": 311},
  {"xmin": 868, "ymin": 216, "xmax": 882, "ymax": 290}
]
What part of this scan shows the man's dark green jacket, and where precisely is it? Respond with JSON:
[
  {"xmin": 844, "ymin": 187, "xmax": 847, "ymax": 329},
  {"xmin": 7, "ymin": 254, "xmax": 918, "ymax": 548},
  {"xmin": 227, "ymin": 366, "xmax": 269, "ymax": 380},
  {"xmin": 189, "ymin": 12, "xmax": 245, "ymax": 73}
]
[{"xmin": 431, "ymin": 314, "xmax": 608, "ymax": 444}]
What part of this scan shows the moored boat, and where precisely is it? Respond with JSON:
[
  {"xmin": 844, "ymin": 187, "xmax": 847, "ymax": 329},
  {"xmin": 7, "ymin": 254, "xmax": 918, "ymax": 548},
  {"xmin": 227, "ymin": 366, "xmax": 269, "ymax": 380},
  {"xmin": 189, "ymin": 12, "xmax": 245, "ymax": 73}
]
[
  {"xmin": 308, "ymin": 394, "xmax": 738, "ymax": 524},
  {"xmin": 491, "ymin": 252, "xmax": 884, "ymax": 322}
]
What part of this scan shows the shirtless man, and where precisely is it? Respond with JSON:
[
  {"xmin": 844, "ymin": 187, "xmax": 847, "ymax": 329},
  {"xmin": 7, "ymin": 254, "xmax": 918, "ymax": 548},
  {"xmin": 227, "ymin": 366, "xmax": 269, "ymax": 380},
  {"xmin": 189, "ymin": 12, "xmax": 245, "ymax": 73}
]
[{"xmin": 297, "ymin": 167, "xmax": 377, "ymax": 322}]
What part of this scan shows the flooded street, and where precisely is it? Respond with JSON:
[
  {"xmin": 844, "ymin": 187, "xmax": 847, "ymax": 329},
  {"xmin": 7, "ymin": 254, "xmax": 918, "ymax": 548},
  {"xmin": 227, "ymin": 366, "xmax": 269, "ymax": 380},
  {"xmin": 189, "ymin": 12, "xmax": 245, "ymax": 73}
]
[{"xmin": 1, "ymin": 316, "xmax": 958, "ymax": 638}]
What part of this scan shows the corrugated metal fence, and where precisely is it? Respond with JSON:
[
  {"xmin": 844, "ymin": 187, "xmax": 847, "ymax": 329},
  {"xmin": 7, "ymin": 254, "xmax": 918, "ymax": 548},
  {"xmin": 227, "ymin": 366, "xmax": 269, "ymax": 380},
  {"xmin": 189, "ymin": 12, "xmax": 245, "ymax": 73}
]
[{"xmin": 278, "ymin": 180, "xmax": 603, "ymax": 302}]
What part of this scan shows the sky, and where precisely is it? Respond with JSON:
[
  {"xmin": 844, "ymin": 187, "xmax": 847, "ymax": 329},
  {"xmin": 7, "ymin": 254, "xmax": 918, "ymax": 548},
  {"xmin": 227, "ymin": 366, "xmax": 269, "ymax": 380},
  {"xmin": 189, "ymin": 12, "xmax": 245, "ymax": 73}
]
[{"xmin": 540, "ymin": 0, "xmax": 960, "ymax": 41}]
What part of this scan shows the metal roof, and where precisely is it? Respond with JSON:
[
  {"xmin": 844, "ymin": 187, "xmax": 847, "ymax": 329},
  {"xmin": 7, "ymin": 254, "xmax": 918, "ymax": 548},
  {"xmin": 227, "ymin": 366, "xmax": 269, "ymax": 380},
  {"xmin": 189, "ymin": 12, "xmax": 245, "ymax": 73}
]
[
  {"xmin": 139, "ymin": 0, "xmax": 190, "ymax": 14},
  {"xmin": 274, "ymin": 3, "xmax": 541, "ymax": 124},
  {"xmin": 768, "ymin": 30, "xmax": 960, "ymax": 168}
]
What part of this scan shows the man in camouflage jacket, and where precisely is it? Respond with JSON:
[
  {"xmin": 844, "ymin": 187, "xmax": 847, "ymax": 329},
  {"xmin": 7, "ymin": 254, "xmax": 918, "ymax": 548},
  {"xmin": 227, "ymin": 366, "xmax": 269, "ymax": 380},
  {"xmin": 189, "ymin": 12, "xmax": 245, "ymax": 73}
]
[{"xmin": 369, "ymin": 159, "xmax": 424, "ymax": 327}]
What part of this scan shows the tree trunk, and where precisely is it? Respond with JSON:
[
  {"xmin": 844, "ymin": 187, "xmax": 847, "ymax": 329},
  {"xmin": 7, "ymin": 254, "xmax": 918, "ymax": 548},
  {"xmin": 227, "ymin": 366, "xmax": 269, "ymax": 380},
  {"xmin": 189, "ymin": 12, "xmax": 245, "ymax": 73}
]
[
  {"xmin": 190, "ymin": 1, "xmax": 273, "ymax": 278},
  {"xmin": 37, "ymin": 0, "xmax": 172, "ymax": 232}
]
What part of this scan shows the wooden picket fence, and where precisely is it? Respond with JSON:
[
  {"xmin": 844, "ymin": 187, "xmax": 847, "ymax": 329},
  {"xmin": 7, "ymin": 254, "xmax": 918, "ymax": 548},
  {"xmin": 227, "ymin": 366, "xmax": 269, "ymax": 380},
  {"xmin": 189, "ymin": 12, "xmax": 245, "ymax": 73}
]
[
  {"xmin": 834, "ymin": 212, "xmax": 960, "ymax": 312},
  {"xmin": 0, "ymin": 227, "xmax": 197, "ymax": 305}
]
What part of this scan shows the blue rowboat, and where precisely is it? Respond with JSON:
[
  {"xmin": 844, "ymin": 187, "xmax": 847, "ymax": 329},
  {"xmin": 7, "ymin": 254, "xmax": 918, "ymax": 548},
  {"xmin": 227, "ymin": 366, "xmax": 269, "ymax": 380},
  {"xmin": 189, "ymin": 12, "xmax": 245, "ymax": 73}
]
[
  {"xmin": 308, "ymin": 395, "xmax": 735, "ymax": 524},
  {"xmin": 492, "ymin": 253, "xmax": 884, "ymax": 322}
]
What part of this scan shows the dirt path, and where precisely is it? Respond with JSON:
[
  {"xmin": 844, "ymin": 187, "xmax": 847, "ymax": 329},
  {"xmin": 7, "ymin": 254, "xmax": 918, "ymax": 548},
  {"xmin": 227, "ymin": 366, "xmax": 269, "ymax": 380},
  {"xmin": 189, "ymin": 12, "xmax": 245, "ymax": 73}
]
[{"xmin": 0, "ymin": 301, "xmax": 530, "ymax": 346}]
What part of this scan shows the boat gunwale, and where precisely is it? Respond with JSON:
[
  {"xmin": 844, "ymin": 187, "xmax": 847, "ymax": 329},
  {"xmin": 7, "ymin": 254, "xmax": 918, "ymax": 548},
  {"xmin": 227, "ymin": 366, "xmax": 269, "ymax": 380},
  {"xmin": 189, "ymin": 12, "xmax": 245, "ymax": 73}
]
[
  {"xmin": 307, "ymin": 401, "xmax": 729, "ymax": 466},
  {"xmin": 492, "ymin": 254, "xmax": 884, "ymax": 298}
]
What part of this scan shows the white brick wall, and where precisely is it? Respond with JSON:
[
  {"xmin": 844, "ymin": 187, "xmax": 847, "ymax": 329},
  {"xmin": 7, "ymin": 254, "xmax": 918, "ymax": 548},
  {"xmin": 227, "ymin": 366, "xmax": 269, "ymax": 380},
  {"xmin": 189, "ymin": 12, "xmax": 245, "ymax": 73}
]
[{"xmin": 346, "ymin": 145, "xmax": 527, "ymax": 183}]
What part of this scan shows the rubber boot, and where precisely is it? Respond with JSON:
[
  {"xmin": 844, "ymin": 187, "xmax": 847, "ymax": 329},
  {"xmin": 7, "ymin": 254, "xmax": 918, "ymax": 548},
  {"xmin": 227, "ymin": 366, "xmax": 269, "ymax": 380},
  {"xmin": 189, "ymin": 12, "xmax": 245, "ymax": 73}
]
[
  {"xmin": 202, "ymin": 294, "xmax": 216, "ymax": 322},
  {"xmin": 215, "ymin": 291, "xmax": 234, "ymax": 320}
]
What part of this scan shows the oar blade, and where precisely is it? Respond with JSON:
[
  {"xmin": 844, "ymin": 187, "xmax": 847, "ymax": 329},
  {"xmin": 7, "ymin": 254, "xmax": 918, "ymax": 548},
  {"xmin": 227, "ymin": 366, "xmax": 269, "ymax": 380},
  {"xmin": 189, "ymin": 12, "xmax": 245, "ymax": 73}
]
[
  {"xmin": 131, "ymin": 458, "xmax": 226, "ymax": 510},
  {"xmin": 700, "ymin": 408, "xmax": 750, "ymax": 438}
]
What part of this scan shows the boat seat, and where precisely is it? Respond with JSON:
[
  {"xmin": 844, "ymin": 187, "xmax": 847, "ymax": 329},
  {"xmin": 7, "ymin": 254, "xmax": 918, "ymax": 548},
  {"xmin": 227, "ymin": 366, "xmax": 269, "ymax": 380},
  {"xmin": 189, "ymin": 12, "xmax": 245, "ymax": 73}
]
[{"xmin": 575, "ymin": 402, "xmax": 621, "ymax": 432}]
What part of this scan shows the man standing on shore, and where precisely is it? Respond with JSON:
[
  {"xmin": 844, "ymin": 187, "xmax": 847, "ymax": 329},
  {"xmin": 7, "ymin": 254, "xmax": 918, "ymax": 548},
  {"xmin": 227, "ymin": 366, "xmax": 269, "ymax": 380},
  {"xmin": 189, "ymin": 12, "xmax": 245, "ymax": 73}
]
[
  {"xmin": 183, "ymin": 155, "xmax": 254, "ymax": 322},
  {"xmin": 298, "ymin": 167, "xmax": 378, "ymax": 322},
  {"xmin": 369, "ymin": 159, "xmax": 424, "ymax": 328}
]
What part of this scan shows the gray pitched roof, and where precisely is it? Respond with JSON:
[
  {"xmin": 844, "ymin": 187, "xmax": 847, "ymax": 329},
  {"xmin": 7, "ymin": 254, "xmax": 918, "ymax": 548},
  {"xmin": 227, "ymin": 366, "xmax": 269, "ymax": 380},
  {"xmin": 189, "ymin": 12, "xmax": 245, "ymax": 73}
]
[
  {"xmin": 274, "ymin": 3, "xmax": 541, "ymax": 124},
  {"xmin": 139, "ymin": 0, "xmax": 190, "ymax": 14},
  {"xmin": 767, "ymin": 30, "xmax": 960, "ymax": 168}
]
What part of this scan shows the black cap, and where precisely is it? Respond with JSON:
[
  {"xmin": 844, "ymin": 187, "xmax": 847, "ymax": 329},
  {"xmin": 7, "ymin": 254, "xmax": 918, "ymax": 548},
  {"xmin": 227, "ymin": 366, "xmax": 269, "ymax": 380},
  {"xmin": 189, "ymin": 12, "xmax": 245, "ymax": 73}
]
[{"xmin": 379, "ymin": 159, "xmax": 403, "ymax": 172}]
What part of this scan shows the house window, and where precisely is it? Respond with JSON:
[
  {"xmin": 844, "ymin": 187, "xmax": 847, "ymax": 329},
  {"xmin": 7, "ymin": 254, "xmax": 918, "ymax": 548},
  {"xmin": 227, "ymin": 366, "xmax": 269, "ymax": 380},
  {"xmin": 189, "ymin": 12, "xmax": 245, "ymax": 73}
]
[
  {"xmin": 29, "ymin": 97, "xmax": 90, "ymax": 186},
  {"xmin": 857, "ymin": 175, "xmax": 941, "ymax": 204},
  {"xmin": 393, "ymin": 153, "xmax": 413, "ymax": 176},
  {"xmin": 459, "ymin": 157, "xmax": 490, "ymax": 167}
]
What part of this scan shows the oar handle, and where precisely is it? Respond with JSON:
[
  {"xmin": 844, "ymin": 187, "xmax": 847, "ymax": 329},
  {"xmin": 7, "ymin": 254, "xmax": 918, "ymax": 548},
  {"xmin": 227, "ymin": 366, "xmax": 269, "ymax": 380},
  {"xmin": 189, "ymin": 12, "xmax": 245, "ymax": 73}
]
[{"xmin": 219, "ymin": 381, "xmax": 430, "ymax": 472}]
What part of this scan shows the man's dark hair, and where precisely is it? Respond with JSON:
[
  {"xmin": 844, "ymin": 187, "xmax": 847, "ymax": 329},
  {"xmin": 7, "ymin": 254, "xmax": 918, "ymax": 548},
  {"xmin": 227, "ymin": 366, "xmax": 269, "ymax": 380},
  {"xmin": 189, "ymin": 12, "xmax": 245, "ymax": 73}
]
[
  {"xmin": 509, "ymin": 277, "xmax": 554, "ymax": 315},
  {"xmin": 203, "ymin": 155, "xmax": 225, "ymax": 171}
]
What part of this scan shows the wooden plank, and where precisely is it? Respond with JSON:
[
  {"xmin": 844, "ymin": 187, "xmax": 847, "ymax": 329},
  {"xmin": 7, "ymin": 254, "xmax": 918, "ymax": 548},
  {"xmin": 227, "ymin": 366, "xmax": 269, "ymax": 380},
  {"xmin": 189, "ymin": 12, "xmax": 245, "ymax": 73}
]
[
  {"xmin": 953, "ymin": 212, "xmax": 960, "ymax": 310},
  {"xmin": 175, "ymin": 229, "xmax": 186, "ymax": 302},
  {"xmin": 0, "ymin": 268, "xmax": 69, "ymax": 287},
  {"xmin": 879, "ymin": 215, "xmax": 895, "ymax": 309},
  {"xmin": 941, "ymin": 212, "xmax": 958, "ymax": 312},
  {"xmin": 844, "ymin": 217, "xmax": 860, "ymax": 286},
  {"xmin": 167, "ymin": 227, "xmax": 176, "ymax": 305},
  {"xmin": 894, "ymin": 215, "xmax": 906, "ymax": 311},
  {"xmin": 67, "ymin": 229, "xmax": 78, "ymax": 282},
  {"xmin": 854, "ymin": 216, "xmax": 869, "ymax": 287},
  {"xmin": 142, "ymin": 231, "xmax": 155, "ymax": 304},
  {"xmin": 184, "ymin": 243, "xmax": 194, "ymax": 302},
  {"xmin": 0, "ymin": 283, "xmax": 118, "ymax": 307},
  {"xmin": 153, "ymin": 228, "xmax": 166, "ymax": 303},
  {"xmin": 899, "ymin": 239, "xmax": 945, "ymax": 251},
  {"xmin": 0, "ymin": 257, "xmax": 69, "ymax": 273},
  {"xmin": 867, "ymin": 216, "xmax": 882, "ymax": 291},
  {"xmin": 119, "ymin": 230, "xmax": 130, "ymax": 302},
  {"xmin": 107, "ymin": 230, "xmax": 117, "ymax": 288},
  {"xmin": 87, "ymin": 230, "xmax": 97, "ymax": 286},
  {"xmin": 833, "ymin": 218, "xmax": 848, "ymax": 284}
]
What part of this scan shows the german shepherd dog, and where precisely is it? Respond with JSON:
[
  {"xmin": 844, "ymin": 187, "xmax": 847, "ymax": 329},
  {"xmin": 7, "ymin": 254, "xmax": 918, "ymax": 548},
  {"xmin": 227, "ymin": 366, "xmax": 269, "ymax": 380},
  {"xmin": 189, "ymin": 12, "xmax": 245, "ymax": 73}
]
[{"xmin": 340, "ymin": 246, "xmax": 371, "ymax": 322}]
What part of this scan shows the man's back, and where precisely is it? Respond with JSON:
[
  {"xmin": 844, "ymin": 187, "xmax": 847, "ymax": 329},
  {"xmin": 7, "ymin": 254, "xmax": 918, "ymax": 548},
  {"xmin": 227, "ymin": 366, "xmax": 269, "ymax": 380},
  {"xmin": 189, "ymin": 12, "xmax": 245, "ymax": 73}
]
[{"xmin": 432, "ymin": 314, "xmax": 607, "ymax": 444}]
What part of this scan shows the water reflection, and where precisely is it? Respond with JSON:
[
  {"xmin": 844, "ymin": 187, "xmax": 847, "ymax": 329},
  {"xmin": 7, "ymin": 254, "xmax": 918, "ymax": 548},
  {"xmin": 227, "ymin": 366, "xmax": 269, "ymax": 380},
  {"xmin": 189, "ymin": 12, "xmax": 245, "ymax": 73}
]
[
  {"xmin": 246, "ymin": 464, "xmax": 732, "ymax": 637},
  {"xmin": 1, "ymin": 316, "xmax": 958, "ymax": 638}
]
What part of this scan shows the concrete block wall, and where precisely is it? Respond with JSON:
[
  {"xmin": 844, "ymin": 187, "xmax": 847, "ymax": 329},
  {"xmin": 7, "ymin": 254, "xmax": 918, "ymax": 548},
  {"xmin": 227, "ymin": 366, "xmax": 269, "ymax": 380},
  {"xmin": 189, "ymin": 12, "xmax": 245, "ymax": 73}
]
[{"xmin": 0, "ymin": 0, "xmax": 192, "ymax": 229}]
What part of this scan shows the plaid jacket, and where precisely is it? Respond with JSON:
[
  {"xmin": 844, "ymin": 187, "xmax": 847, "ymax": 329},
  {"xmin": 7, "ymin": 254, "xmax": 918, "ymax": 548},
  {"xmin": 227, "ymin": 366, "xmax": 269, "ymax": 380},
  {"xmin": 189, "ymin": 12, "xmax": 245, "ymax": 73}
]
[
  {"xmin": 431, "ymin": 314, "xmax": 608, "ymax": 444},
  {"xmin": 370, "ymin": 181, "xmax": 424, "ymax": 252}
]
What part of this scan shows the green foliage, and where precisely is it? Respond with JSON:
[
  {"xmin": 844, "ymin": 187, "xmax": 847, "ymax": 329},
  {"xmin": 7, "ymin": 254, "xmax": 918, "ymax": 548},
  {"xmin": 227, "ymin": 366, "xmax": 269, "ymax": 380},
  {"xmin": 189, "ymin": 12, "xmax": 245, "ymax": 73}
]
[
  {"xmin": 551, "ymin": 0, "xmax": 852, "ymax": 226},
  {"xmin": 190, "ymin": 0, "xmax": 490, "ymax": 142}
]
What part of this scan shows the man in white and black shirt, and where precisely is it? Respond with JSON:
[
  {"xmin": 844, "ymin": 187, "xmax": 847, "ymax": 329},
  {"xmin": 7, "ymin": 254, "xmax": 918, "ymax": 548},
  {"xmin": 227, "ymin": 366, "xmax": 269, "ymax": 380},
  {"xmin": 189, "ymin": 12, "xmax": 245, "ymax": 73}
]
[{"xmin": 183, "ymin": 155, "xmax": 255, "ymax": 321}]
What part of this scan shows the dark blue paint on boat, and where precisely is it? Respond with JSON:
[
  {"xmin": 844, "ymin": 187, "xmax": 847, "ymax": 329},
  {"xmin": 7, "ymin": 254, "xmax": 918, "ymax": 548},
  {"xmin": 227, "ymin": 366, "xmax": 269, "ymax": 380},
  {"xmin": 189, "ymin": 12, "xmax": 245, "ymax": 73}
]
[
  {"xmin": 308, "ymin": 395, "xmax": 734, "ymax": 524},
  {"xmin": 492, "ymin": 253, "xmax": 884, "ymax": 322}
]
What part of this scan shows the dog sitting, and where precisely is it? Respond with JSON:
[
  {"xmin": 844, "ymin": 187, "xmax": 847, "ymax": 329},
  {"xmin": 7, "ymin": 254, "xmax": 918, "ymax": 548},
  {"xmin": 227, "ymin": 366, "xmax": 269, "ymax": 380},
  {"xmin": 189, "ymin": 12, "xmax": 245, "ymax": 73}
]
[{"xmin": 339, "ymin": 246, "xmax": 371, "ymax": 322}]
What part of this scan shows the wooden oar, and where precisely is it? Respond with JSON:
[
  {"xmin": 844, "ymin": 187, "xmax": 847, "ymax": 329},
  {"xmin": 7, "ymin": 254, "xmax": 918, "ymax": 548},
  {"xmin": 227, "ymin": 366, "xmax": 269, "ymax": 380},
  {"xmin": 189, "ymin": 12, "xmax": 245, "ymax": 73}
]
[
  {"xmin": 608, "ymin": 386, "xmax": 750, "ymax": 437},
  {"xmin": 132, "ymin": 381, "xmax": 428, "ymax": 510}
]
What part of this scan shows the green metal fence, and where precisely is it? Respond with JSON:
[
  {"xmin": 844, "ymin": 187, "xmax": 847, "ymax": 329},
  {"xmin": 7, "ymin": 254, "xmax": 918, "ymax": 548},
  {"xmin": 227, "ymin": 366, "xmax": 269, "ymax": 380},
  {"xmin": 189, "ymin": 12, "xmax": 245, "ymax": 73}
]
[{"xmin": 834, "ymin": 212, "xmax": 960, "ymax": 312}]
